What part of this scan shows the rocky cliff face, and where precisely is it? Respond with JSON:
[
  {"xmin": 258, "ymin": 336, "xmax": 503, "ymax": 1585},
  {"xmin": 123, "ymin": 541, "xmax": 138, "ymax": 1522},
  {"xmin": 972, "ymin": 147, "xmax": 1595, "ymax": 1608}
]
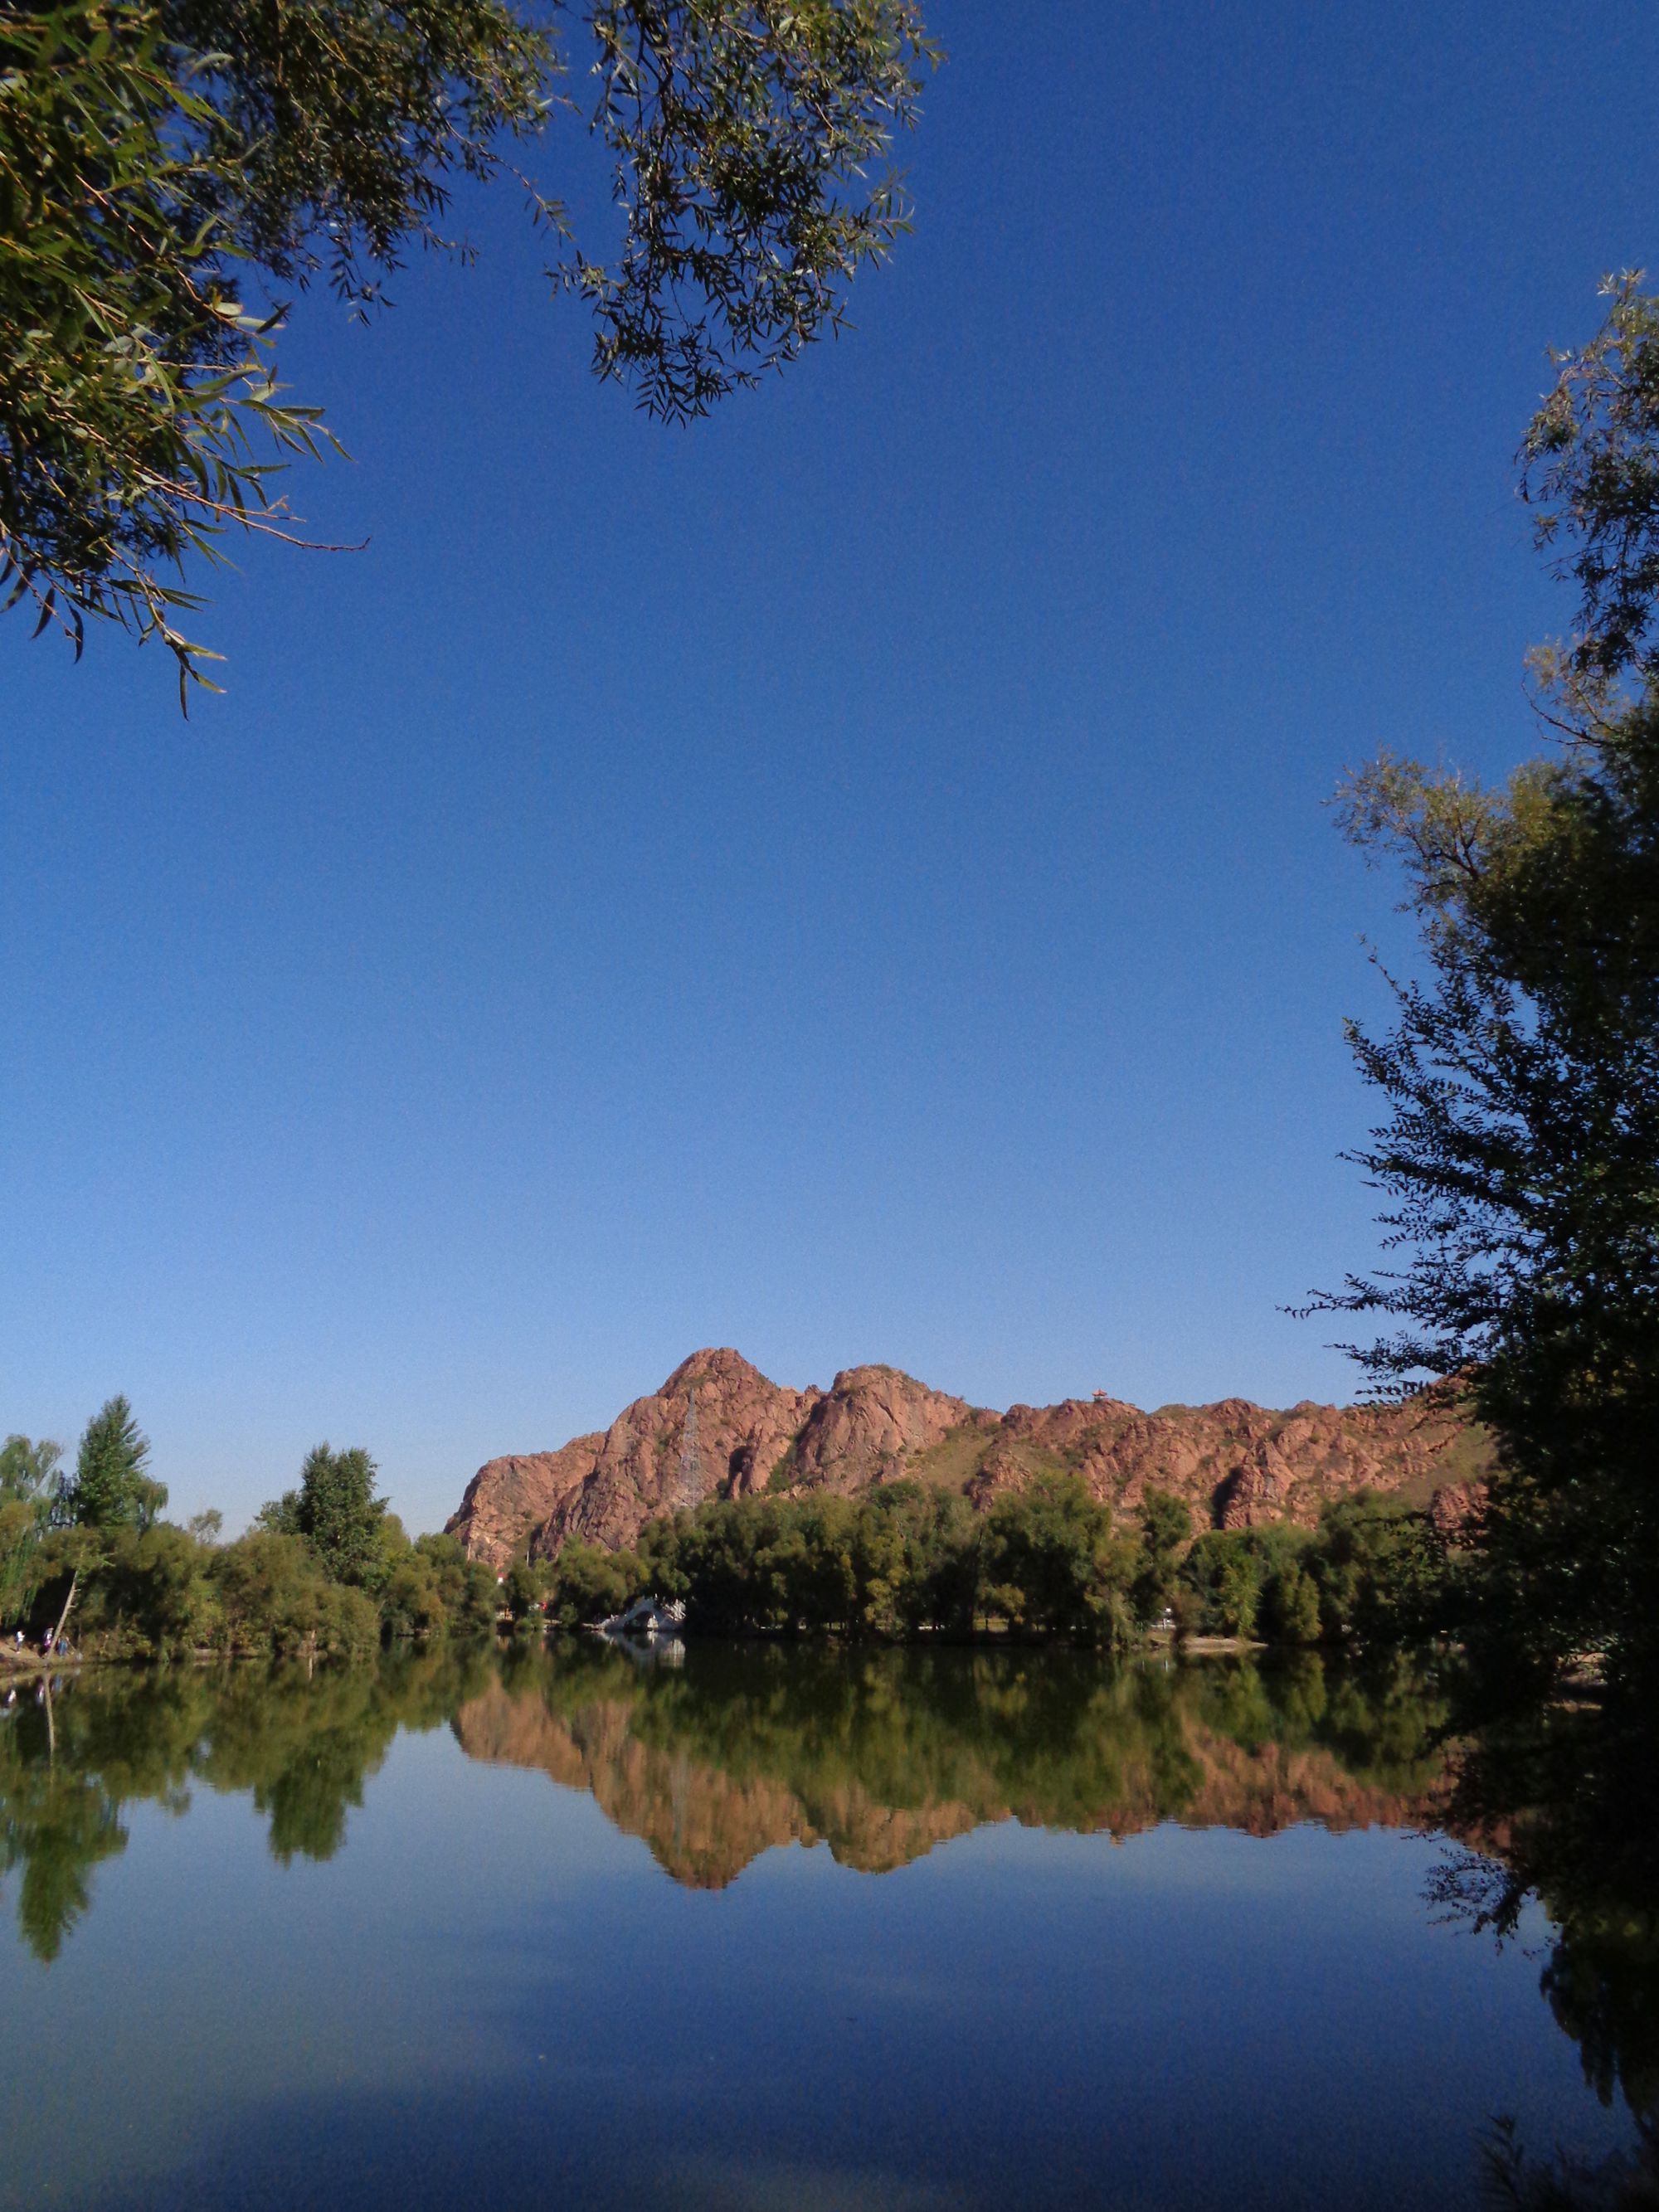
[
  {"xmin": 444, "ymin": 1347, "xmax": 1490, "ymax": 1569},
  {"xmin": 444, "ymin": 1437, "xmax": 604, "ymax": 1571}
]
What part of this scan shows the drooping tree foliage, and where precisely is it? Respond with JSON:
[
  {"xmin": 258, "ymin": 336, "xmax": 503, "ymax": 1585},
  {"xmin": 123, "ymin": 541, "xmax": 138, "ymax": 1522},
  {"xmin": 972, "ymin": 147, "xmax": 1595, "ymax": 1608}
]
[
  {"xmin": 0, "ymin": 1434, "xmax": 60, "ymax": 1603},
  {"xmin": 0, "ymin": 0, "xmax": 936, "ymax": 695},
  {"xmin": 1316, "ymin": 275, "xmax": 1659, "ymax": 1693}
]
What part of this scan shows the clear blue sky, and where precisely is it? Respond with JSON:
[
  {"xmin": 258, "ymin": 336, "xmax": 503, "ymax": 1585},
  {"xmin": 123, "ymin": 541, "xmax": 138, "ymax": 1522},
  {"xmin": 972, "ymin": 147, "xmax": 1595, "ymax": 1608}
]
[{"xmin": 4, "ymin": 2, "xmax": 1656, "ymax": 1535}]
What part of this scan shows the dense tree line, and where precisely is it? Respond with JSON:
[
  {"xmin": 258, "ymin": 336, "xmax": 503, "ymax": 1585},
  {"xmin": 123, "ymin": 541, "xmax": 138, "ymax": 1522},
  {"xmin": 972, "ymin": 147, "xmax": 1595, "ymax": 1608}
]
[
  {"xmin": 532, "ymin": 1473, "xmax": 1461, "ymax": 1650},
  {"xmin": 1176, "ymin": 1495, "xmax": 1454, "ymax": 1647},
  {"xmin": 1, "ymin": 1401, "xmax": 499, "ymax": 1660}
]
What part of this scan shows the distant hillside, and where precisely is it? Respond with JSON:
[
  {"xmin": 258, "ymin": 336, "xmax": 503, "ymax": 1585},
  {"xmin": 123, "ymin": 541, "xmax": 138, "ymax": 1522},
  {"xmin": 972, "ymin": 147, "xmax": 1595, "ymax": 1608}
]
[{"xmin": 445, "ymin": 1348, "xmax": 1491, "ymax": 1571}]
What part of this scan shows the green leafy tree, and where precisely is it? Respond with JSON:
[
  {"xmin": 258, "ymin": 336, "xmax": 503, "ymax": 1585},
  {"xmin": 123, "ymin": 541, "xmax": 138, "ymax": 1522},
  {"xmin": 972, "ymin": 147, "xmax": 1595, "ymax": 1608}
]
[
  {"xmin": 1131, "ymin": 1487, "xmax": 1193, "ymax": 1622},
  {"xmin": 265, "ymin": 1444, "xmax": 389, "ymax": 1589},
  {"xmin": 503, "ymin": 1556, "xmax": 547, "ymax": 1622},
  {"xmin": 0, "ymin": 1434, "xmax": 62, "ymax": 1621},
  {"xmin": 545, "ymin": 1539, "xmax": 643, "ymax": 1628},
  {"xmin": 1, "ymin": 0, "xmax": 936, "ymax": 696},
  {"xmin": 380, "ymin": 1532, "xmax": 498, "ymax": 1638},
  {"xmin": 208, "ymin": 1529, "xmax": 380, "ymax": 1658},
  {"xmin": 1306, "ymin": 1495, "xmax": 1448, "ymax": 1648},
  {"xmin": 254, "ymin": 1486, "xmax": 301, "ymax": 1536},
  {"xmin": 28, "ymin": 1522, "xmax": 115, "ymax": 1648},
  {"xmin": 1521, "ymin": 271, "xmax": 1659, "ymax": 694},
  {"xmin": 976, "ymin": 1473, "xmax": 1135, "ymax": 1644},
  {"xmin": 66, "ymin": 1521, "xmax": 220, "ymax": 1656},
  {"xmin": 67, "ymin": 1396, "xmax": 165, "ymax": 1529},
  {"xmin": 1313, "ymin": 284, "xmax": 1659, "ymax": 1693},
  {"xmin": 1181, "ymin": 1533, "xmax": 1262, "ymax": 1639},
  {"xmin": 129, "ymin": 1476, "xmax": 168, "ymax": 1534},
  {"xmin": 0, "ymin": 1433, "xmax": 63, "ymax": 1505},
  {"xmin": 1260, "ymin": 1562, "xmax": 1322, "ymax": 1647}
]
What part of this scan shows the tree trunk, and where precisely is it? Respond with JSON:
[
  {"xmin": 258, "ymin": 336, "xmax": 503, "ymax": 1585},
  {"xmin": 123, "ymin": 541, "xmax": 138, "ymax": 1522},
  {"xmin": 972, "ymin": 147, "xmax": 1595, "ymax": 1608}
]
[{"xmin": 46, "ymin": 1567, "xmax": 79, "ymax": 1655}]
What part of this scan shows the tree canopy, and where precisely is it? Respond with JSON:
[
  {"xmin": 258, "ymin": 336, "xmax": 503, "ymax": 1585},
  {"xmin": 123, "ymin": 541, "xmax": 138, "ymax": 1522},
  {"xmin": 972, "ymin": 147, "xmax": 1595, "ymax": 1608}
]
[
  {"xmin": 0, "ymin": 1432, "xmax": 62, "ymax": 1618},
  {"xmin": 66, "ymin": 1394, "xmax": 168, "ymax": 1530},
  {"xmin": 1316, "ymin": 275, "xmax": 1659, "ymax": 1693},
  {"xmin": 260, "ymin": 1441, "xmax": 389, "ymax": 1587},
  {"xmin": 0, "ymin": 0, "xmax": 936, "ymax": 697}
]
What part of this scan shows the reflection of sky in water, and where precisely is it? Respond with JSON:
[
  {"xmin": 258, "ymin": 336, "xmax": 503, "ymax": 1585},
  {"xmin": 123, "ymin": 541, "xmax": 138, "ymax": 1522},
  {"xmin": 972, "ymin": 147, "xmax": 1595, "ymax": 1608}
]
[{"xmin": 0, "ymin": 1681, "xmax": 1636, "ymax": 2212}]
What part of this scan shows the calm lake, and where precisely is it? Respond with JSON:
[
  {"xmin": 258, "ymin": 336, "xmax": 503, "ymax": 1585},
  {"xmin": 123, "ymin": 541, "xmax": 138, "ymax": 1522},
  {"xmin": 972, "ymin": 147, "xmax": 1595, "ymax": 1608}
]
[{"xmin": 0, "ymin": 1641, "xmax": 1642, "ymax": 2210}]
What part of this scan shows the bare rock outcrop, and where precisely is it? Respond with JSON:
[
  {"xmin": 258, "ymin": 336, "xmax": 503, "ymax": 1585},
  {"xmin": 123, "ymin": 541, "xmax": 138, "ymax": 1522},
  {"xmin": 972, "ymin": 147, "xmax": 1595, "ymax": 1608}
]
[
  {"xmin": 447, "ymin": 1349, "xmax": 1491, "ymax": 1566},
  {"xmin": 445, "ymin": 1437, "xmax": 603, "ymax": 1572},
  {"xmin": 789, "ymin": 1364, "xmax": 975, "ymax": 1492},
  {"xmin": 445, "ymin": 1349, "xmax": 817, "ymax": 1567},
  {"xmin": 999, "ymin": 1388, "xmax": 1486, "ymax": 1535},
  {"xmin": 1428, "ymin": 1480, "xmax": 1487, "ymax": 1539},
  {"xmin": 1214, "ymin": 1438, "xmax": 1296, "ymax": 1529}
]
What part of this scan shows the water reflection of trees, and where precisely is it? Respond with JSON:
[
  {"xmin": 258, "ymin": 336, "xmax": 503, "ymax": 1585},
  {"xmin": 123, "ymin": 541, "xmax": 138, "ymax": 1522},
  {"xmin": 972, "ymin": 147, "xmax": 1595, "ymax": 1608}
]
[
  {"xmin": 0, "ymin": 1645, "xmax": 496, "ymax": 1960},
  {"xmin": 2, "ymin": 1642, "xmax": 1453, "ymax": 1962},
  {"xmin": 12, "ymin": 1623, "xmax": 1657, "ymax": 2202},
  {"xmin": 7, "ymin": 1639, "xmax": 1657, "ymax": 2204},
  {"xmin": 455, "ymin": 1641, "xmax": 1453, "ymax": 1885},
  {"xmin": 1429, "ymin": 1678, "xmax": 1659, "ymax": 2207},
  {"xmin": 474, "ymin": 1642, "xmax": 1659, "ymax": 2201}
]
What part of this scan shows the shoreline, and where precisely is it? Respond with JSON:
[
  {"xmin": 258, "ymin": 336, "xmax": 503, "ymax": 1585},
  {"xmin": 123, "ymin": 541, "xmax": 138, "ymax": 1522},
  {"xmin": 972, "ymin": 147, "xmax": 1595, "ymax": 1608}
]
[{"xmin": 1, "ymin": 1649, "xmax": 85, "ymax": 1678}]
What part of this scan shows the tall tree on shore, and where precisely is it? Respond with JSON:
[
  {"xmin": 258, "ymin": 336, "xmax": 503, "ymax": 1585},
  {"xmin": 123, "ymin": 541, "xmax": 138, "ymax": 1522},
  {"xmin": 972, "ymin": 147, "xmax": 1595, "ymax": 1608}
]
[
  {"xmin": 68, "ymin": 1397, "xmax": 168, "ymax": 1531},
  {"xmin": 262, "ymin": 1444, "xmax": 389, "ymax": 1589},
  {"xmin": 1316, "ymin": 275, "xmax": 1659, "ymax": 1692},
  {"xmin": 0, "ymin": 0, "xmax": 937, "ymax": 698}
]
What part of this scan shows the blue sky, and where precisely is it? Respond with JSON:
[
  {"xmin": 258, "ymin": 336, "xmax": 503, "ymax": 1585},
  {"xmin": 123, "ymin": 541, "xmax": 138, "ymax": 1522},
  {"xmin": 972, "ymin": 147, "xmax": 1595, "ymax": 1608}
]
[{"xmin": 4, "ymin": 2, "xmax": 1657, "ymax": 1534}]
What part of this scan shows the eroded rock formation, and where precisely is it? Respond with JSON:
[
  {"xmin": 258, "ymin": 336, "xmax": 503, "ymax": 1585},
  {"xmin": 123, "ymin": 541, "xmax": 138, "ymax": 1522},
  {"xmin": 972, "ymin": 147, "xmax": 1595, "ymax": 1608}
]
[{"xmin": 445, "ymin": 1347, "xmax": 1490, "ymax": 1569}]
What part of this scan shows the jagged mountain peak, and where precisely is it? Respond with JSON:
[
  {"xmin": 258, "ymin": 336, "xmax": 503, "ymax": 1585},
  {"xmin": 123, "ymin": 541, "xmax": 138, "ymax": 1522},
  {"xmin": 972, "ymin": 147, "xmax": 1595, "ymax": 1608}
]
[{"xmin": 445, "ymin": 1349, "xmax": 1489, "ymax": 1572}]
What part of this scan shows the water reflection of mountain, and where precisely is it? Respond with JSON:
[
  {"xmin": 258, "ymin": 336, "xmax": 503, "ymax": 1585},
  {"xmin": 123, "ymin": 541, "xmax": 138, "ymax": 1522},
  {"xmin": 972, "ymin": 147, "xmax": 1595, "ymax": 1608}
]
[
  {"xmin": 7, "ymin": 1642, "xmax": 1655, "ymax": 2200},
  {"xmin": 452, "ymin": 1644, "xmax": 1451, "ymax": 1888}
]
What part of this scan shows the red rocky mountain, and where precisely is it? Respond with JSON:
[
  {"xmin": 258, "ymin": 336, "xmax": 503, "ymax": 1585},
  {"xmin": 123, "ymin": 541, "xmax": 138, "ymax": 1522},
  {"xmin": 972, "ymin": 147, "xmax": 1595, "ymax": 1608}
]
[{"xmin": 445, "ymin": 1347, "xmax": 1490, "ymax": 1571}]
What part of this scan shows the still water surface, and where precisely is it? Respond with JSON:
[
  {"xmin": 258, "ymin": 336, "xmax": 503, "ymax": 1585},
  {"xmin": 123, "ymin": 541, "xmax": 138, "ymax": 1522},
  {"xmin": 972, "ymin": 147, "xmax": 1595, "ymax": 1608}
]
[{"xmin": 0, "ymin": 1641, "xmax": 1641, "ymax": 2210}]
